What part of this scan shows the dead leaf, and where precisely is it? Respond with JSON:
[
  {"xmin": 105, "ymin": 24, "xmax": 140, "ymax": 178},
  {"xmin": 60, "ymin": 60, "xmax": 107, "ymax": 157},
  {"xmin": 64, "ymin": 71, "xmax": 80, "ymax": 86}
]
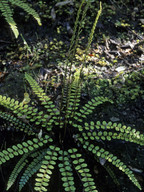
[
  {"xmin": 55, "ymin": 0, "xmax": 74, "ymax": 7},
  {"xmin": 0, "ymin": 72, "xmax": 8, "ymax": 82},
  {"xmin": 51, "ymin": 8, "xmax": 56, "ymax": 21},
  {"xmin": 115, "ymin": 66, "xmax": 126, "ymax": 72}
]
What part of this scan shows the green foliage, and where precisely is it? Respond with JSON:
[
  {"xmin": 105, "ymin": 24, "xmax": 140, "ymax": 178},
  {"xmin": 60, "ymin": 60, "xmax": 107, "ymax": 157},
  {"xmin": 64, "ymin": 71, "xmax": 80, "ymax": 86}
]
[
  {"xmin": 86, "ymin": 70, "xmax": 144, "ymax": 103},
  {"xmin": 7, "ymin": 153, "xmax": 29, "ymax": 190},
  {"xmin": 0, "ymin": 0, "xmax": 41, "ymax": 38},
  {"xmin": 58, "ymin": 150, "xmax": 76, "ymax": 192},
  {"xmin": 0, "ymin": 71, "xmax": 144, "ymax": 191},
  {"xmin": 19, "ymin": 150, "xmax": 46, "ymax": 191}
]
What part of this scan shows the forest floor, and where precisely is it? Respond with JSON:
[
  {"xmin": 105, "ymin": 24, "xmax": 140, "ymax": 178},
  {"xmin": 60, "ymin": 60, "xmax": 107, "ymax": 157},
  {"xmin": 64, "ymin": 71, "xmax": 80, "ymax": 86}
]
[{"xmin": 0, "ymin": 1, "xmax": 144, "ymax": 192}]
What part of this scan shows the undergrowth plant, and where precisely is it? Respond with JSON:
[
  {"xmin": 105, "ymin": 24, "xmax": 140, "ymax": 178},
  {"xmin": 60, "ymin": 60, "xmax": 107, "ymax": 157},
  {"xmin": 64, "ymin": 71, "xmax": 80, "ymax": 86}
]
[
  {"xmin": 0, "ymin": 1, "xmax": 144, "ymax": 192},
  {"xmin": 0, "ymin": 0, "xmax": 41, "ymax": 38}
]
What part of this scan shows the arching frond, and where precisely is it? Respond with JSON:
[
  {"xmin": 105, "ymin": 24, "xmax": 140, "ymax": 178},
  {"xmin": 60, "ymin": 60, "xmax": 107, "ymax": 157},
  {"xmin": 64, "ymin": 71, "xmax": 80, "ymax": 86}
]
[{"xmin": 0, "ymin": 0, "xmax": 41, "ymax": 38}]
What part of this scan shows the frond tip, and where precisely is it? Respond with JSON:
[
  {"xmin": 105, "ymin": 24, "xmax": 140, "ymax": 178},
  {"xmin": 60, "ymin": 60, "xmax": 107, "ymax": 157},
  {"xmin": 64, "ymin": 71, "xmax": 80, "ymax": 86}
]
[{"xmin": 0, "ymin": 1, "xmax": 19, "ymax": 38}]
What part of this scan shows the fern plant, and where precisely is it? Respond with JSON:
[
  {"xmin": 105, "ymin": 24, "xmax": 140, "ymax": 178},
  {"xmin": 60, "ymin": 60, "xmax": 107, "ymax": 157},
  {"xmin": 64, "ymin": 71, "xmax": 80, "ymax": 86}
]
[
  {"xmin": 0, "ymin": 71, "xmax": 144, "ymax": 192},
  {"xmin": 0, "ymin": 0, "xmax": 41, "ymax": 38},
  {"xmin": 0, "ymin": 1, "xmax": 144, "ymax": 192}
]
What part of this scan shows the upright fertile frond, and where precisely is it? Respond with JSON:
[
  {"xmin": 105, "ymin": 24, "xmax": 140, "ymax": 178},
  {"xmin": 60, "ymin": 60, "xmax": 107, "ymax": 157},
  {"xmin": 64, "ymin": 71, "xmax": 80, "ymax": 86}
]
[
  {"xmin": 68, "ymin": 0, "xmax": 91, "ymax": 61},
  {"xmin": 86, "ymin": 2, "xmax": 102, "ymax": 53},
  {"xmin": 80, "ymin": 1, "xmax": 102, "ymax": 79},
  {"xmin": 68, "ymin": 0, "xmax": 85, "ymax": 57},
  {"xmin": 0, "ymin": 1, "xmax": 18, "ymax": 38},
  {"xmin": 61, "ymin": 0, "xmax": 91, "ymax": 112}
]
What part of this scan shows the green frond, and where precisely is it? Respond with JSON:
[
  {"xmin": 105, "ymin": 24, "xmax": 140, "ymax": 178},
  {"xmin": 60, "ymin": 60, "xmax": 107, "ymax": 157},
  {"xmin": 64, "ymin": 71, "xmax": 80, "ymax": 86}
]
[
  {"xmin": 82, "ymin": 121, "xmax": 144, "ymax": 145},
  {"xmin": 0, "ymin": 135, "xmax": 52, "ymax": 165},
  {"xmin": 19, "ymin": 150, "xmax": 46, "ymax": 191},
  {"xmin": 80, "ymin": 139, "xmax": 142, "ymax": 190},
  {"xmin": 64, "ymin": 71, "xmax": 81, "ymax": 120},
  {"xmin": 0, "ymin": 95, "xmax": 32, "ymax": 117},
  {"xmin": 25, "ymin": 73, "xmax": 59, "ymax": 116},
  {"xmin": 85, "ymin": 2, "xmax": 102, "ymax": 54},
  {"xmin": 0, "ymin": 95, "xmax": 20, "ymax": 111},
  {"xmin": 0, "ymin": 111, "xmax": 34, "ymax": 135},
  {"xmin": 0, "ymin": 1, "xmax": 19, "ymax": 38},
  {"xmin": 58, "ymin": 150, "xmax": 76, "ymax": 192},
  {"xmin": 68, "ymin": 0, "xmax": 91, "ymax": 62},
  {"xmin": 0, "ymin": 0, "xmax": 41, "ymax": 38},
  {"xmin": 68, "ymin": 148, "xmax": 98, "ymax": 192},
  {"xmin": 0, "ymin": 94, "xmax": 54, "ymax": 132},
  {"xmin": 104, "ymin": 121, "xmax": 144, "ymax": 145},
  {"xmin": 9, "ymin": 0, "xmax": 41, "ymax": 26},
  {"xmin": 25, "ymin": 73, "xmax": 60, "ymax": 131},
  {"xmin": 6, "ymin": 153, "xmax": 30, "ymax": 190},
  {"xmin": 104, "ymin": 165, "xmax": 120, "ymax": 186},
  {"xmin": 74, "ymin": 96, "xmax": 113, "ymax": 121},
  {"xmin": 35, "ymin": 146, "xmax": 60, "ymax": 192},
  {"xmin": 68, "ymin": 0, "xmax": 85, "ymax": 57}
]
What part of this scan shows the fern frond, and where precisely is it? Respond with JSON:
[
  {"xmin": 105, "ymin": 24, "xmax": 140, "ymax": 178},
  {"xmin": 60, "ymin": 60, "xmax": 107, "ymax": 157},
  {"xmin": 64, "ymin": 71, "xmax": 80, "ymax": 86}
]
[
  {"xmin": 0, "ymin": 94, "xmax": 54, "ymax": 132},
  {"xmin": 0, "ymin": 0, "xmax": 41, "ymax": 38},
  {"xmin": 58, "ymin": 150, "xmax": 76, "ymax": 192},
  {"xmin": 68, "ymin": 148, "xmax": 98, "ymax": 192},
  {"xmin": 0, "ymin": 111, "xmax": 33, "ymax": 134},
  {"xmin": 75, "ymin": 96, "xmax": 113, "ymax": 120},
  {"xmin": 0, "ymin": 1, "xmax": 19, "ymax": 38},
  {"xmin": 67, "ymin": 0, "xmax": 85, "ymax": 58},
  {"xmin": 64, "ymin": 70, "xmax": 81, "ymax": 120},
  {"xmin": 25, "ymin": 73, "xmax": 59, "ymax": 115},
  {"xmin": 25, "ymin": 73, "xmax": 60, "ymax": 131},
  {"xmin": 104, "ymin": 164, "xmax": 120, "ymax": 186},
  {"xmin": 85, "ymin": 2, "xmax": 102, "ymax": 54},
  {"xmin": 9, "ymin": 0, "xmax": 41, "ymax": 26},
  {"xmin": 103, "ymin": 121, "xmax": 144, "ymax": 145},
  {"xmin": 35, "ymin": 146, "xmax": 60, "ymax": 192},
  {"xmin": 82, "ymin": 121, "xmax": 144, "ymax": 145},
  {"xmin": 19, "ymin": 150, "xmax": 46, "ymax": 191},
  {"xmin": 6, "ymin": 152, "xmax": 30, "ymax": 190},
  {"xmin": 0, "ymin": 135, "xmax": 52, "ymax": 165},
  {"xmin": 0, "ymin": 95, "xmax": 35, "ymax": 118},
  {"xmin": 80, "ymin": 139, "xmax": 142, "ymax": 190}
]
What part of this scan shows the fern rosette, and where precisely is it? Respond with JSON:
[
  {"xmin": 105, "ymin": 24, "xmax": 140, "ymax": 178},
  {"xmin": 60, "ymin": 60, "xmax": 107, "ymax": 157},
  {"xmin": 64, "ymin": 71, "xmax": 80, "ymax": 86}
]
[{"xmin": 0, "ymin": 72, "xmax": 144, "ymax": 192}]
